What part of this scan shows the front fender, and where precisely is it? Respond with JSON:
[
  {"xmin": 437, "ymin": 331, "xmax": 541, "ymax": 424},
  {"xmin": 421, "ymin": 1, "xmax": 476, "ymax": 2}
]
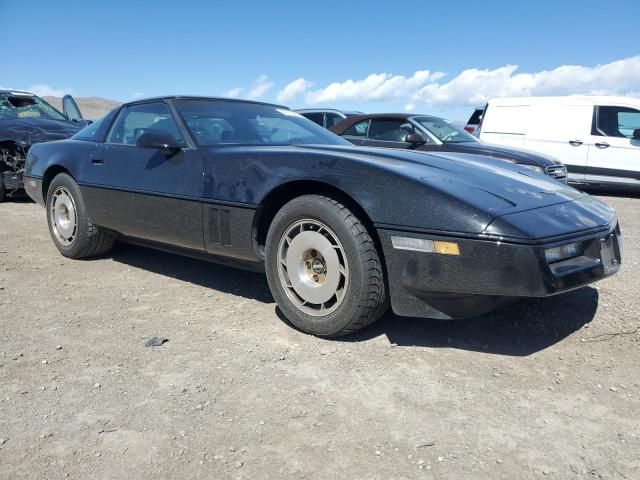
[{"xmin": 205, "ymin": 146, "xmax": 497, "ymax": 236}]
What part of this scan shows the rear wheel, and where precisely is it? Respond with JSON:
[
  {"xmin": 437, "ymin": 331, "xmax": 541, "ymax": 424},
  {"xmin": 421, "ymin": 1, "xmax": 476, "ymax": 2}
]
[
  {"xmin": 265, "ymin": 195, "xmax": 388, "ymax": 337},
  {"xmin": 46, "ymin": 173, "xmax": 116, "ymax": 259}
]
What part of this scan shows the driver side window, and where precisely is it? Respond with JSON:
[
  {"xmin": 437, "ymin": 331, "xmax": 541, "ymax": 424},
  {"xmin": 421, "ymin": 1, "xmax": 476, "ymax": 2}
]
[
  {"xmin": 368, "ymin": 119, "xmax": 416, "ymax": 142},
  {"xmin": 595, "ymin": 106, "xmax": 640, "ymax": 139},
  {"xmin": 107, "ymin": 102, "xmax": 186, "ymax": 146},
  {"xmin": 343, "ymin": 119, "xmax": 370, "ymax": 138}
]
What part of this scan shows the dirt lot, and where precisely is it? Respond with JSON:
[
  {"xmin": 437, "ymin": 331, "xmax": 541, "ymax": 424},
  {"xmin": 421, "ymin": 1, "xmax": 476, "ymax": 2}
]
[{"xmin": 0, "ymin": 195, "xmax": 638, "ymax": 480}]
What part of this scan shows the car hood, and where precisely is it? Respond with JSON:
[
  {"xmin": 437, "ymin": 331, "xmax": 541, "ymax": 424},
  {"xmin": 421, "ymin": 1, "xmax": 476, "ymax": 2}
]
[
  {"xmin": 291, "ymin": 144, "xmax": 613, "ymax": 234},
  {"xmin": 0, "ymin": 118, "xmax": 81, "ymax": 146},
  {"xmin": 297, "ymin": 144, "xmax": 580, "ymax": 209},
  {"xmin": 441, "ymin": 141, "xmax": 563, "ymax": 167}
]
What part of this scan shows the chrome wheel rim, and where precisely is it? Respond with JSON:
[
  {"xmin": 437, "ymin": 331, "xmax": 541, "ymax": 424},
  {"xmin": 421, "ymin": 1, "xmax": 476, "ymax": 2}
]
[
  {"xmin": 50, "ymin": 187, "xmax": 77, "ymax": 246},
  {"xmin": 277, "ymin": 219, "xmax": 349, "ymax": 316}
]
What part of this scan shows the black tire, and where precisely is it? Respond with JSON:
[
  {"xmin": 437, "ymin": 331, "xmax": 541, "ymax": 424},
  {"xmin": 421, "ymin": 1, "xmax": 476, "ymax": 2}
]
[
  {"xmin": 46, "ymin": 173, "xmax": 117, "ymax": 259},
  {"xmin": 265, "ymin": 195, "xmax": 388, "ymax": 337}
]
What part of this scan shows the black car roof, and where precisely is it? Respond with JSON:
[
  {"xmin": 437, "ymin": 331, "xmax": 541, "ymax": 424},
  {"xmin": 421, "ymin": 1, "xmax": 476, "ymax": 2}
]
[{"xmin": 124, "ymin": 95, "xmax": 288, "ymax": 110}]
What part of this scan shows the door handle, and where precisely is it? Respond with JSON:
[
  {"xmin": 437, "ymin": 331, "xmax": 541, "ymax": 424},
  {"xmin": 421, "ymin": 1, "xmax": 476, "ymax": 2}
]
[
  {"xmin": 595, "ymin": 142, "xmax": 610, "ymax": 149},
  {"xmin": 91, "ymin": 158, "xmax": 104, "ymax": 165},
  {"xmin": 568, "ymin": 140, "xmax": 583, "ymax": 146}
]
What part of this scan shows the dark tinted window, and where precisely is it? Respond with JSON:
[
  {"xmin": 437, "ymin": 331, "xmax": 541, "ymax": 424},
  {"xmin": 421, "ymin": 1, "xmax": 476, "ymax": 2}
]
[
  {"xmin": 467, "ymin": 108, "xmax": 484, "ymax": 125},
  {"xmin": 368, "ymin": 119, "xmax": 415, "ymax": 142},
  {"xmin": 595, "ymin": 106, "xmax": 640, "ymax": 138},
  {"xmin": 107, "ymin": 102, "xmax": 185, "ymax": 146},
  {"xmin": 301, "ymin": 112, "xmax": 324, "ymax": 126},
  {"xmin": 343, "ymin": 119, "xmax": 369, "ymax": 137},
  {"xmin": 325, "ymin": 113, "xmax": 344, "ymax": 128},
  {"xmin": 176, "ymin": 100, "xmax": 349, "ymax": 146}
]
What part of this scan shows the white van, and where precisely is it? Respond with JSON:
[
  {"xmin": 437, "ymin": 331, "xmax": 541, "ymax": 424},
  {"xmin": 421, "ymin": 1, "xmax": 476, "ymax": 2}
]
[{"xmin": 478, "ymin": 96, "xmax": 640, "ymax": 188}]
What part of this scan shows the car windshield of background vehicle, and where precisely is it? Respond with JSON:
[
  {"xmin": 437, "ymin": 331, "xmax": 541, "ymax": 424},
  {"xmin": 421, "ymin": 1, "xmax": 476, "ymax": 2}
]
[
  {"xmin": 176, "ymin": 100, "xmax": 351, "ymax": 147},
  {"xmin": 0, "ymin": 94, "xmax": 66, "ymax": 121},
  {"xmin": 414, "ymin": 116, "xmax": 478, "ymax": 143}
]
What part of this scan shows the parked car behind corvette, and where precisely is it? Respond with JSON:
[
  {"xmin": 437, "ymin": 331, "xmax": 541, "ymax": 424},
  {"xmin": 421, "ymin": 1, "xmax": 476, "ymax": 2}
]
[
  {"xmin": 0, "ymin": 90, "xmax": 88, "ymax": 201},
  {"xmin": 25, "ymin": 96, "xmax": 621, "ymax": 337},
  {"xmin": 330, "ymin": 113, "xmax": 569, "ymax": 183},
  {"xmin": 330, "ymin": 113, "xmax": 567, "ymax": 183},
  {"xmin": 478, "ymin": 96, "xmax": 640, "ymax": 190},
  {"xmin": 295, "ymin": 109, "xmax": 363, "ymax": 129}
]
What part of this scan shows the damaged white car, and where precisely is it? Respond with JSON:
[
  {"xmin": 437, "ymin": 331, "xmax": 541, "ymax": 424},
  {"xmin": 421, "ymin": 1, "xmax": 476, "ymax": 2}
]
[{"xmin": 0, "ymin": 90, "xmax": 87, "ymax": 201}]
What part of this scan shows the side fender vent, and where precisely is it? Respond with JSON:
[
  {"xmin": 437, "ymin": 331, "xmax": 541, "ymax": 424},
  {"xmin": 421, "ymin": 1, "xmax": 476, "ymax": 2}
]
[{"xmin": 206, "ymin": 207, "xmax": 232, "ymax": 246}]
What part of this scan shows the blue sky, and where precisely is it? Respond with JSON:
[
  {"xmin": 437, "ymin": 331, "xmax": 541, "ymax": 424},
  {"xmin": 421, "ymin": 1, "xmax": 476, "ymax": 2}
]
[{"xmin": 1, "ymin": 0, "xmax": 639, "ymax": 120}]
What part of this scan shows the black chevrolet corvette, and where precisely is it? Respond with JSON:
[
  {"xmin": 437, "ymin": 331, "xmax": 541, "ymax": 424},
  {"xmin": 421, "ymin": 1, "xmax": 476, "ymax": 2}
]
[{"xmin": 24, "ymin": 96, "xmax": 622, "ymax": 337}]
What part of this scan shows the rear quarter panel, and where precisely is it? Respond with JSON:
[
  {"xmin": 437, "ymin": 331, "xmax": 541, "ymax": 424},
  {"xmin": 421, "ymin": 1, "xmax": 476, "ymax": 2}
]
[{"xmin": 26, "ymin": 139, "xmax": 97, "ymax": 182}]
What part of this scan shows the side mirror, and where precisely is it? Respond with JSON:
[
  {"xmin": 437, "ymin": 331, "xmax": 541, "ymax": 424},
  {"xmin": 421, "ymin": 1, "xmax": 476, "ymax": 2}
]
[
  {"xmin": 136, "ymin": 131, "xmax": 181, "ymax": 156},
  {"xmin": 405, "ymin": 133, "xmax": 426, "ymax": 144},
  {"xmin": 633, "ymin": 129, "xmax": 640, "ymax": 140}
]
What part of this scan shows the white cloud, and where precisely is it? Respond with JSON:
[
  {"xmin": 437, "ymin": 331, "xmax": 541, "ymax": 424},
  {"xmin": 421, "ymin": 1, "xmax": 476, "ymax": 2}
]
[
  {"xmin": 282, "ymin": 55, "xmax": 639, "ymax": 110},
  {"xmin": 277, "ymin": 78, "xmax": 311, "ymax": 102},
  {"xmin": 131, "ymin": 92, "xmax": 145, "ymax": 99},
  {"xmin": 247, "ymin": 75, "xmax": 273, "ymax": 100},
  {"xmin": 224, "ymin": 75, "xmax": 274, "ymax": 100},
  {"xmin": 305, "ymin": 70, "xmax": 445, "ymax": 104},
  {"xmin": 26, "ymin": 83, "xmax": 72, "ymax": 97},
  {"xmin": 225, "ymin": 87, "xmax": 243, "ymax": 98},
  {"xmin": 410, "ymin": 55, "xmax": 640, "ymax": 108}
]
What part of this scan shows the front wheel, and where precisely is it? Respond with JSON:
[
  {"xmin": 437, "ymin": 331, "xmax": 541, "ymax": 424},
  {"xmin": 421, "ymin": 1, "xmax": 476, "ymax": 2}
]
[
  {"xmin": 46, "ymin": 173, "xmax": 116, "ymax": 259},
  {"xmin": 265, "ymin": 195, "xmax": 388, "ymax": 337}
]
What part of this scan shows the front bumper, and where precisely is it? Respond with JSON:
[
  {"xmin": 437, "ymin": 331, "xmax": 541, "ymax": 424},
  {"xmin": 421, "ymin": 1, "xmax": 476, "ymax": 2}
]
[
  {"xmin": 23, "ymin": 175, "xmax": 45, "ymax": 206},
  {"xmin": 379, "ymin": 224, "xmax": 621, "ymax": 319}
]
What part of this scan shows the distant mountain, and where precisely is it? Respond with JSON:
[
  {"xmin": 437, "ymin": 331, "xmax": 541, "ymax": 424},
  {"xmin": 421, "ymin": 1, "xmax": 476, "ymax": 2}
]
[{"xmin": 44, "ymin": 96, "xmax": 121, "ymax": 120}]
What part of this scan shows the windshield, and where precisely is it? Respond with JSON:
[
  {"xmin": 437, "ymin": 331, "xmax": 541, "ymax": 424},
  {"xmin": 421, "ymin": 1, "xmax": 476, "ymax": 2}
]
[
  {"xmin": 175, "ymin": 100, "xmax": 351, "ymax": 146},
  {"xmin": 0, "ymin": 93, "xmax": 66, "ymax": 121},
  {"xmin": 413, "ymin": 116, "xmax": 478, "ymax": 143}
]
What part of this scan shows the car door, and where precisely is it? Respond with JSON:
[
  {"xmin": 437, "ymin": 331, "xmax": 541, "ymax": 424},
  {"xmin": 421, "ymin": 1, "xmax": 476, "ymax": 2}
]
[
  {"xmin": 524, "ymin": 104, "xmax": 592, "ymax": 183},
  {"xmin": 339, "ymin": 119, "xmax": 370, "ymax": 146},
  {"xmin": 586, "ymin": 105, "xmax": 640, "ymax": 186},
  {"xmin": 80, "ymin": 100, "xmax": 205, "ymax": 250},
  {"xmin": 62, "ymin": 94, "xmax": 92, "ymax": 127},
  {"xmin": 361, "ymin": 118, "xmax": 417, "ymax": 149}
]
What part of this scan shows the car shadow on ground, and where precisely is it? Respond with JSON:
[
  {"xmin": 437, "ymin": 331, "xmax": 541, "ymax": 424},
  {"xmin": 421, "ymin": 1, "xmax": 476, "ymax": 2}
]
[
  {"xmin": 109, "ymin": 243, "xmax": 274, "ymax": 303},
  {"xmin": 110, "ymin": 243, "xmax": 598, "ymax": 357},
  {"xmin": 336, "ymin": 287, "xmax": 599, "ymax": 356}
]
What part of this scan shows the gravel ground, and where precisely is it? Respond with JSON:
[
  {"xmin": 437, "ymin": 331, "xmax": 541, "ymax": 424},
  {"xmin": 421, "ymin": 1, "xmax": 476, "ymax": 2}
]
[{"xmin": 0, "ymin": 195, "xmax": 638, "ymax": 480}]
